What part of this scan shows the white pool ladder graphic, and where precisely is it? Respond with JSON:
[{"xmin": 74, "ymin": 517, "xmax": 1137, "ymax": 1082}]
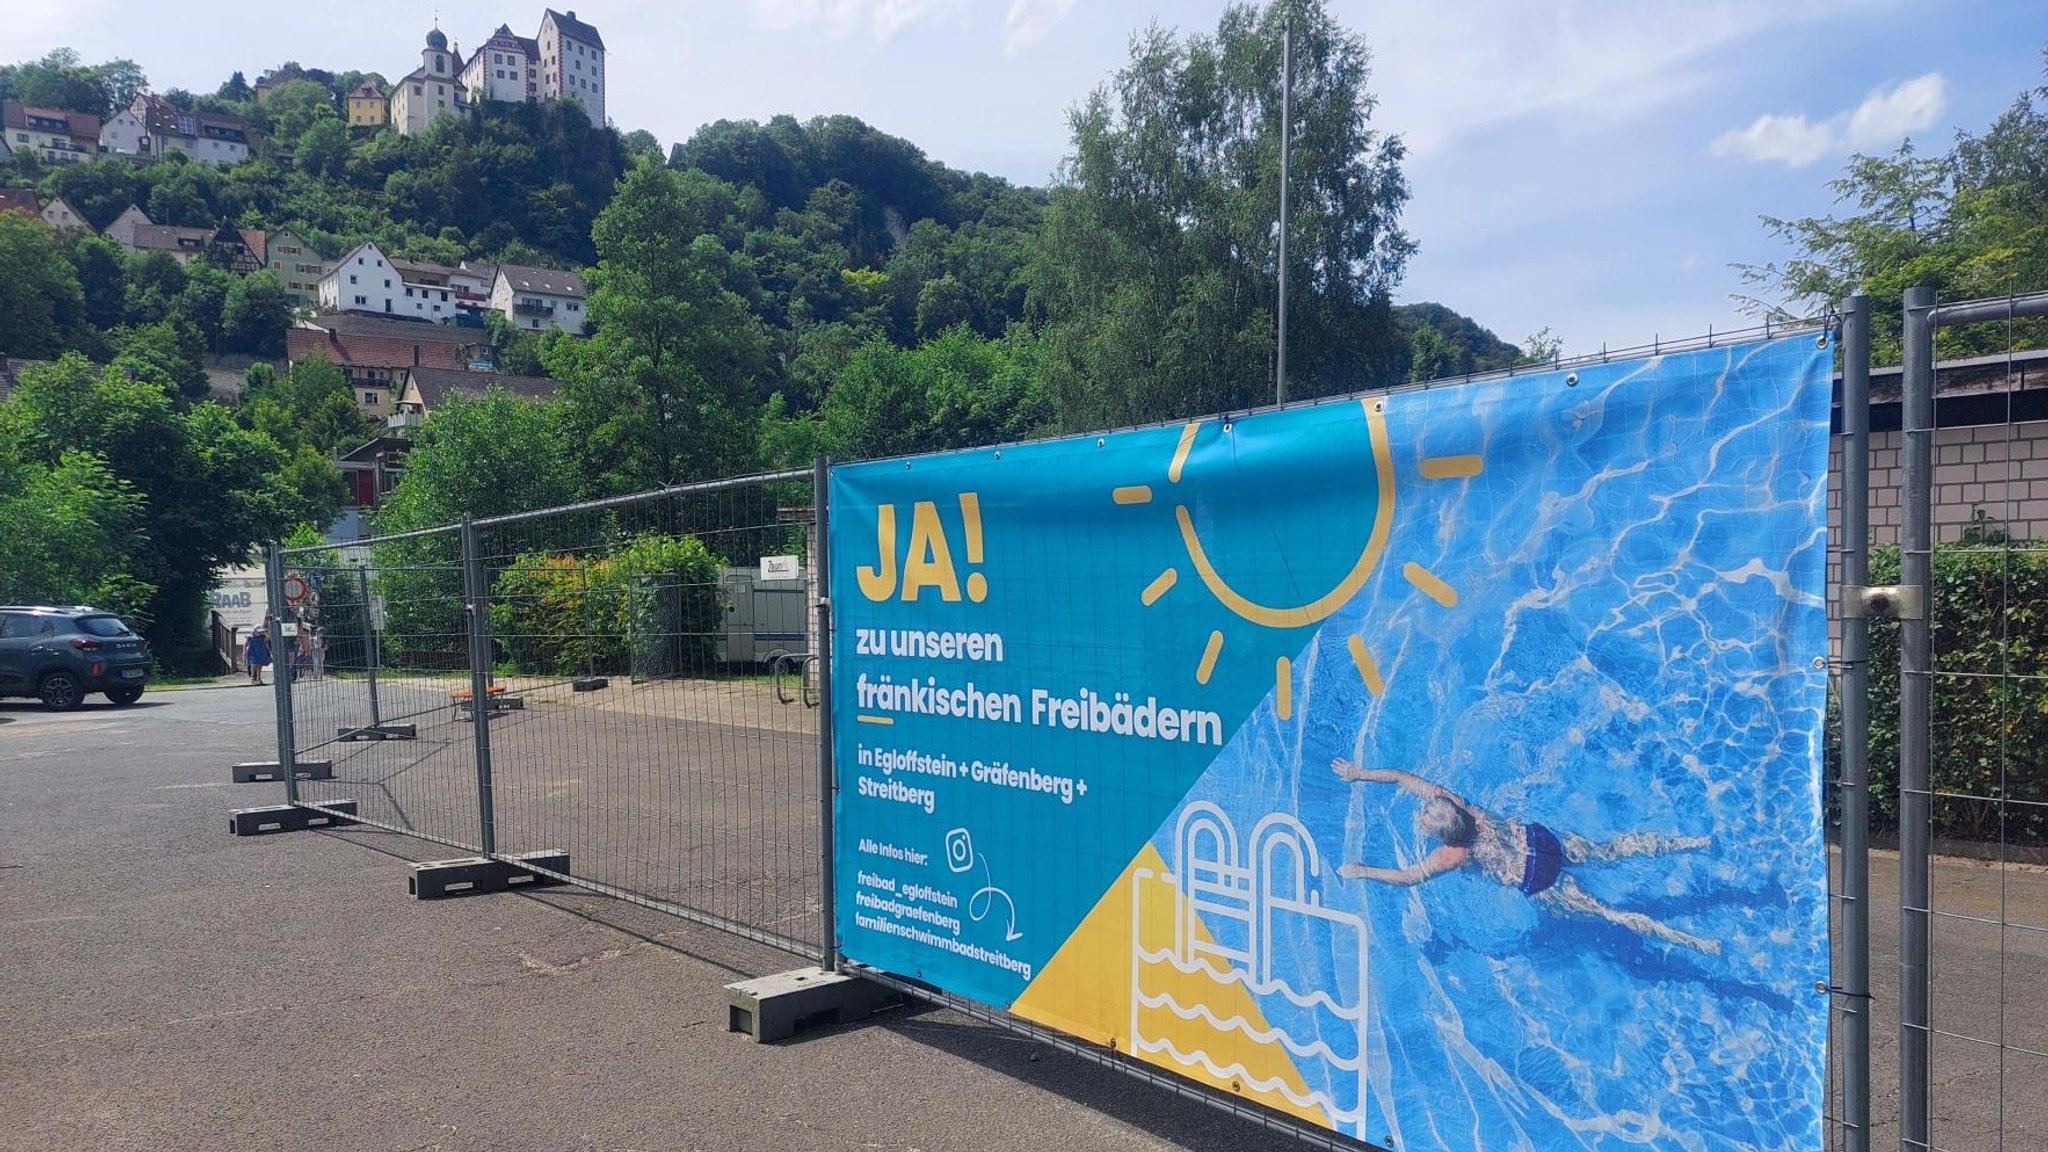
[{"xmin": 1131, "ymin": 802, "xmax": 1370, "ymax": 1135}]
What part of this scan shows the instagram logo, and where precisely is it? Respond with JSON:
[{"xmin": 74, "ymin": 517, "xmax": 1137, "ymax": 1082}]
[{"xmin": 945, "ymin": 827, "xmax": 975, "ymax": 873}]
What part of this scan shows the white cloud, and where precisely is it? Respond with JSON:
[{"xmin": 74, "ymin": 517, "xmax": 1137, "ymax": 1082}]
[
  {"xmin": 1708, "ymin": 111, "xmax": 1840, "ymax": 167},
  {"xmin": 1361, "ymin": 0, "xmax": 1884, "ymax": 158},
  {"xmin": 1003, "ymin": 0, "xmax": 1080, "ymax": 54},
  {"xmin": 1844, "ymin": 72, "xmax": 1948, "ymax": 149},
  {"xmin": 1710, "ymin": 71, "xmax": 1947, "ymax": 166}
]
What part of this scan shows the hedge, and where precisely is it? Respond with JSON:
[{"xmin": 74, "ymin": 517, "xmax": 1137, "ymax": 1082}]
[
  {"xmin": 490, "ymin": 533, "xmax": 726, "ymax": 676},
  {"xmin": 1842, "ymin": 541, "xmax": 2048, "ymax": 846}
]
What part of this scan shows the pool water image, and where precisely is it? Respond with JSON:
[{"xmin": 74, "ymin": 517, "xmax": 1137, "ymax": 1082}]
[{"xmin": 1146, "ymin": 338, "xmax": 1832, "ymax": 1150}]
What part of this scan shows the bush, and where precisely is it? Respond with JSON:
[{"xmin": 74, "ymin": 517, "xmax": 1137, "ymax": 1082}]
[
  {"xmin": 490, "ymin": 533, "xmax": 725, "ymax": 676},
  {"xmin": 1855, "ymin": 541, "xmax": 2048, "ymax": 846}
]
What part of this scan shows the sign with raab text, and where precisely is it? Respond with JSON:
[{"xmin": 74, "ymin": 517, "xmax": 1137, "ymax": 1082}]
[{"xmin": 830, "ymin": 337, "xmax": 1832, "ymax": 1150}]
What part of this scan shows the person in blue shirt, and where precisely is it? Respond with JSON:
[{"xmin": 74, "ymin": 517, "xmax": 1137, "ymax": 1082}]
[
  {"xmin": 245, "ymin": 626, "xmax": 272, "ymax": 686},
  {"xmin": 1332, "ymin": 759, "xmax": 1719, "ymax": 954}
]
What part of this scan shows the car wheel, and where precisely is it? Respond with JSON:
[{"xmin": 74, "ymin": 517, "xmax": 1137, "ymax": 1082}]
[
  {"xmin": 106, "ymin": 686, "xmax": 144, "ymax": 705},
  {"xmin": 38, "ymin": 671, "xmax": 84, "ymax": 711}
]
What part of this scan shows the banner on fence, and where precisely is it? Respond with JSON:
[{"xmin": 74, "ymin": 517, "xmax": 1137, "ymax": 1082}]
[{"xmin": 830, "ymin": 337, "xmax": 1832, "ymax": 1149}]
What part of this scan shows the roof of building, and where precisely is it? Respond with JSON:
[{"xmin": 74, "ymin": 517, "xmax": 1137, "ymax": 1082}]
[
  {"xmin": 130, "ymin": 223, "xmax": 216, "ymax": 252},
  {"xmin": 396, "ymin": 66, "xmax": 468, "ymax": 90},
  {"xmin": 0, "ymin": 187, "xmax": 41, "ymax": 215},
  {"xmin": 403, "ymin": 366, "xmax": 562, "ymax": 408},
  {"xmin": 389, "ymin": 256, "xmax": 457, "ymax": 281},
  {"xmin": 337, "ymin": 435, "xmax": 411, "ymax": 465},
  {"xmin": 472, "ymin": 25, "xmax": 541, "ymax": 66},
  {"xmin": 497, "ymin": 264, "xmax": 588, "ymax": 299},
  {"xmin": 42, "ymin": 195, "xmax": 85, "ymax": 221},
  {"xmin": 1, "ymin": 102, "xmax": 102, "ymax": 141},
  {"xmin": 544, "ymin": 9, "xmax": 605, "ymax": 49},
  {"xmin": 286, "ymin": 325, "xmax": 473, "ymax": 371},
  {"xmin": 348, "ymin": 81, "xmax": 385, "ymax": 100},
  {"xmin": 304, "ymin": 313, "xmax": 477, "ymax": 342},
  {"xmin": 454, "ymin": 261, "xmax": 499, "ymax": 287},
  {"xmin": 426, "ymin": 27, "xmax": 449, "ymax": 51}
]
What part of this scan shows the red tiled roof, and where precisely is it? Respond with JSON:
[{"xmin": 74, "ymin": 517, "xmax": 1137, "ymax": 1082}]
[
  {"xmin": 286, "ymin": 327, "xmax": 471, "ymax": 371},
  {"xmin": 1, "ymin": 102, "xmax": 101, "ymax": 143},
  {"xmin": 0, "ymin": 187, "xmax": 41, "ymax": 215}
]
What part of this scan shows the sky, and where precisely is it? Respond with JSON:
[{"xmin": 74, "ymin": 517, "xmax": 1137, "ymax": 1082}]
[{"xmin": 7, "ymin": 0, "xmax": 2045, "ymax": 356}]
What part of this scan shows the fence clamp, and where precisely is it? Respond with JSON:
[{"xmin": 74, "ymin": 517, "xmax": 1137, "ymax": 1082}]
[{"xmin": 1841, "ymin": 583, "xmax": 1923, "ymax": 620}]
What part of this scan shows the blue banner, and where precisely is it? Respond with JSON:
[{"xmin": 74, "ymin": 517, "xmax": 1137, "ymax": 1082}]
[{"xmin": 831, "ymin": 337, "xmax": 1831, "ymax": 1149}]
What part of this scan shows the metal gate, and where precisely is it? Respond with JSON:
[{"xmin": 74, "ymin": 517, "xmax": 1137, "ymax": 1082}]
[{"xmin": 268, "ymin": 467, "xmax": 828, "ymax": 959}]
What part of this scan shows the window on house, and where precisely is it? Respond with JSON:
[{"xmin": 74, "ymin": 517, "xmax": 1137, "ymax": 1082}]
[
  {"xmin": 413, "ymin": 85, "xmax": 423, "ymax": 96},
  {"xmin": 354, "ymin": 295, "xmax": 367, "ymax": 305},
  {"xmin": 384, "ymin": 279, "xmax": 391, "ymax": 288},
  {"xmin": 349, "ymin": 274, "xmax": 358, "ymax": 284},
  {"xmin": 273, "ymin": 261, "xmax": 282, "ymax": 270},
  {"xmin": 405, "ymin": 287, "xmax": 414, "ymax": 297},
  {"xmin": 363, "ymin": 392, "xmax": 378, "ymax": 404}
]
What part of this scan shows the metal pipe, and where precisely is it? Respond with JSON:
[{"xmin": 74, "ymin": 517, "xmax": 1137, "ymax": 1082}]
[
  {"xmin": 1897, "ymin": 284, "xmax": 1935, "ymax": 1152},
  {"xmin": 472, "ymin": 467, "xmax": 811, "ymax": 528},
  {"xmin": 1931, "ymin": 289, "xmax": 2048, "ymax": 326},
  {"xmin": 814, "ymin": 456, "xmax": 838, "ymax": 972},
  {"xmin": 266, "ymin": 546, "xmax": 299, "ymax": 805},
  {"xmin": 358, "ymin": 566, "xmax": 381, "ymax": 729},
  {"xmin": 461, "ymin": 515, "xmax": 498, "ymax": 855},
  {"xmin": 1838, "ymin": 293, "xmax": 1872, "ymax": 1152},
  {"xmin": 1275, "ymin": 17, "xmax": 1292, "ymax": 405}
]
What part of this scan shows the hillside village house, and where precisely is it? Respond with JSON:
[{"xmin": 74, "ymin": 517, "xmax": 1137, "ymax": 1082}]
[
  {"xmin": 320, "ymin": 241, "xmax": 474, "ymax": 321},
  {"xmin": 103, "ymin": 204, "xmax": 150, "ymax": 248},
  {"xmin": 449, "ymin": 262, "xmax": 499, "ymax": 311},
  {"xmin": 266, "ymin": 232, "xmax": 329, "ymax": 305},
  {"xmin": 391, "ymin": 365, "xmax": 560, "ymax": 427},
  {"xmin": 345, "ymin": 81, "xmax": 386, "ymax": 128},
  {"xmin": 493, "ymin": 264, "xmax": 588, "ymax": 332},
  {"xmin": 99, "ymin": 95, "xmax": 251, "ymax": 164},
  {"xmin": 389, "ymin": 29, "xmax": 465, "ymax": 136},
  {"xmin": 40, "ymin": 196, "xmax": 87, "ymax": 230},
  {"xmin": 2, "ymin": 102, "xmax": 102, "ymax": 165},
  {"xmin": 286, "ymin": 315, "xmax": 485, "ymax": 422}
]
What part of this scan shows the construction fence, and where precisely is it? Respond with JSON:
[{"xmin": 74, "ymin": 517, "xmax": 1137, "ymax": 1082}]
[{"xmin": 242, "ymin": 289, "xmax": 2048, "ymax": 1152}]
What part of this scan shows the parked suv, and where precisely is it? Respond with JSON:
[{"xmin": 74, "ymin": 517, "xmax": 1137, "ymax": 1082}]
[{"xmin": 0, "ymin": 606, "xmax": 152, "ymax": 710}]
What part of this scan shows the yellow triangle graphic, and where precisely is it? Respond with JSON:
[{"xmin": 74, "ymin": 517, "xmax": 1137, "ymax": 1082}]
[{"xmin": 1010, "ymin": 843, "xmax": 1332, "ymax": 1131}]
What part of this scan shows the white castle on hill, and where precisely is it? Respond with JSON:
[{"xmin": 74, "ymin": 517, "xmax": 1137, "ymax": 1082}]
[{"xmin": 381, "ymin": 9, "xmax": 606, "ymax": 136}]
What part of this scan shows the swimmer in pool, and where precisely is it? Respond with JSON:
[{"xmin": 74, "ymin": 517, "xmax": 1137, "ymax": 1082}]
[{"xmin": 1331, "ymin": 759, "xmax": 1720, "ymax": 955}]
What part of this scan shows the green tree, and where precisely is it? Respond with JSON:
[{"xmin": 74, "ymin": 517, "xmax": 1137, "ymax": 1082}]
[
  {"xmin": 0, "ymin": 212, "xmax": 86, "ymax": 357},
  {"xmin": 550, "ymin": 162, "xmax": 770, "ymax": 492},
  {"xmin": 64, "ymin": 232, "xmax": 128, "ymax": 331},
  {"xmin": 3, "ymin": 354, "xmax": 331, "ymax": 665},
  {"xmin": 220, "ymin": 270, "xmax": 295, "ymax": 356},
  {"xmin": 0, "ymin": 434, "xmax": 152, "ymax": 620},
  {"xmin": 1028, "ymin": 0, "xmax": 1411, "ymax": 431},
  {"xmin": 4, "ymin": 49, "xmax": 123, "ymax": 116}
]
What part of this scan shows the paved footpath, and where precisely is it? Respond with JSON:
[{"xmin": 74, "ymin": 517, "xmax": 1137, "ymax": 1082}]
[{"xmin": 0, "ymin": 686, "xmax": 2040, "ymax": 1151}]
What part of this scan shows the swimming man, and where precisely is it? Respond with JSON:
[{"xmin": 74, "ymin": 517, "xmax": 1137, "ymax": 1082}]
[{"xmin": 1332, "ymin": 759, "xmax": 1720, "ymax": 954}]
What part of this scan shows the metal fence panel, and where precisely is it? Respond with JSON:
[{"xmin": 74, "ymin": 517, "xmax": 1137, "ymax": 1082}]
[
  {"xmin": 1906, "ymin": 289, "xmax": 2048, "ymax": 1152},
  {"xmin": 273, "ymin": 468, "xmax": 825, "ymax": 957}
]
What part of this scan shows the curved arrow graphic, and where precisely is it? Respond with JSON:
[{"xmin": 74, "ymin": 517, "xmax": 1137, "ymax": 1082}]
[{"xmin": 966, "ymin": 854, "xmax": 1022, "ymax": 940}]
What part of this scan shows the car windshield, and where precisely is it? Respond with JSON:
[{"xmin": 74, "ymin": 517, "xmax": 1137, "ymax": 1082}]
[{"xmin": 78, "ymin": 615, "xmax": 134, "ymax": 637}]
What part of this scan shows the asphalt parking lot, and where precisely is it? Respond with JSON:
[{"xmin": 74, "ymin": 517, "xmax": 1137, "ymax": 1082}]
[{"xmin": 1, "ymin": 683, "xmax": 2041, "ymax": 1151}]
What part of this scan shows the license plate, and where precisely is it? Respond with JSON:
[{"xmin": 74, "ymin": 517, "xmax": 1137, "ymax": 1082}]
[{"xmin": 120, "ymin": 668, "xmax": 146, "ymax": 679}]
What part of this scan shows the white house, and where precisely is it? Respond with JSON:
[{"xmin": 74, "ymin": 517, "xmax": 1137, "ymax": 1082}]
[
  {"xmin": 40, "ymin": 195, "xmax": 87, "ymax": 230},
  {"xmin": 320, "ymin": 241, "xmax": 406, "ymax": 315},
  {"xmin": 491, "ymin": 264, "xmax": 589, "ymax": 333},
  {"xmin": 319, "ymin": 241, "xmax": 468, "ymax": 321},
  {"xmin": 460, "ymin": 25, "xmax": 540, "ymax": 107},
  {"xmin": 389, "ymin": 28, "xmax": 466, "ymax": 137},
  {"xmin": 449, "ymin": 261, "xmax": 499, "ymax": 313},
  {"xmin": 103, "ymin": 204, "xmax": 151, "ymax": 249},
  {"xmin": 538, "ymin": 9, "xmax": 606, "ymax": 126},
  {"xmin": 99, "ymin": 95, "xmax": 251, "ymax": 165}
]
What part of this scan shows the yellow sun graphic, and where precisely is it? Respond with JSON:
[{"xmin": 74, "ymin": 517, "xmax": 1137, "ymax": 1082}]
[{"xmin": 1113, "ymin": 397, "xmax": 1482, "ymax": 717}]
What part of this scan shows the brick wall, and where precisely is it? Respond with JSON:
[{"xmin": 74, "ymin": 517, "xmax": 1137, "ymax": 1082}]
[{"xmin": 1828, "ymin": 420, "xmax": 2048, "ymax": 555}]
